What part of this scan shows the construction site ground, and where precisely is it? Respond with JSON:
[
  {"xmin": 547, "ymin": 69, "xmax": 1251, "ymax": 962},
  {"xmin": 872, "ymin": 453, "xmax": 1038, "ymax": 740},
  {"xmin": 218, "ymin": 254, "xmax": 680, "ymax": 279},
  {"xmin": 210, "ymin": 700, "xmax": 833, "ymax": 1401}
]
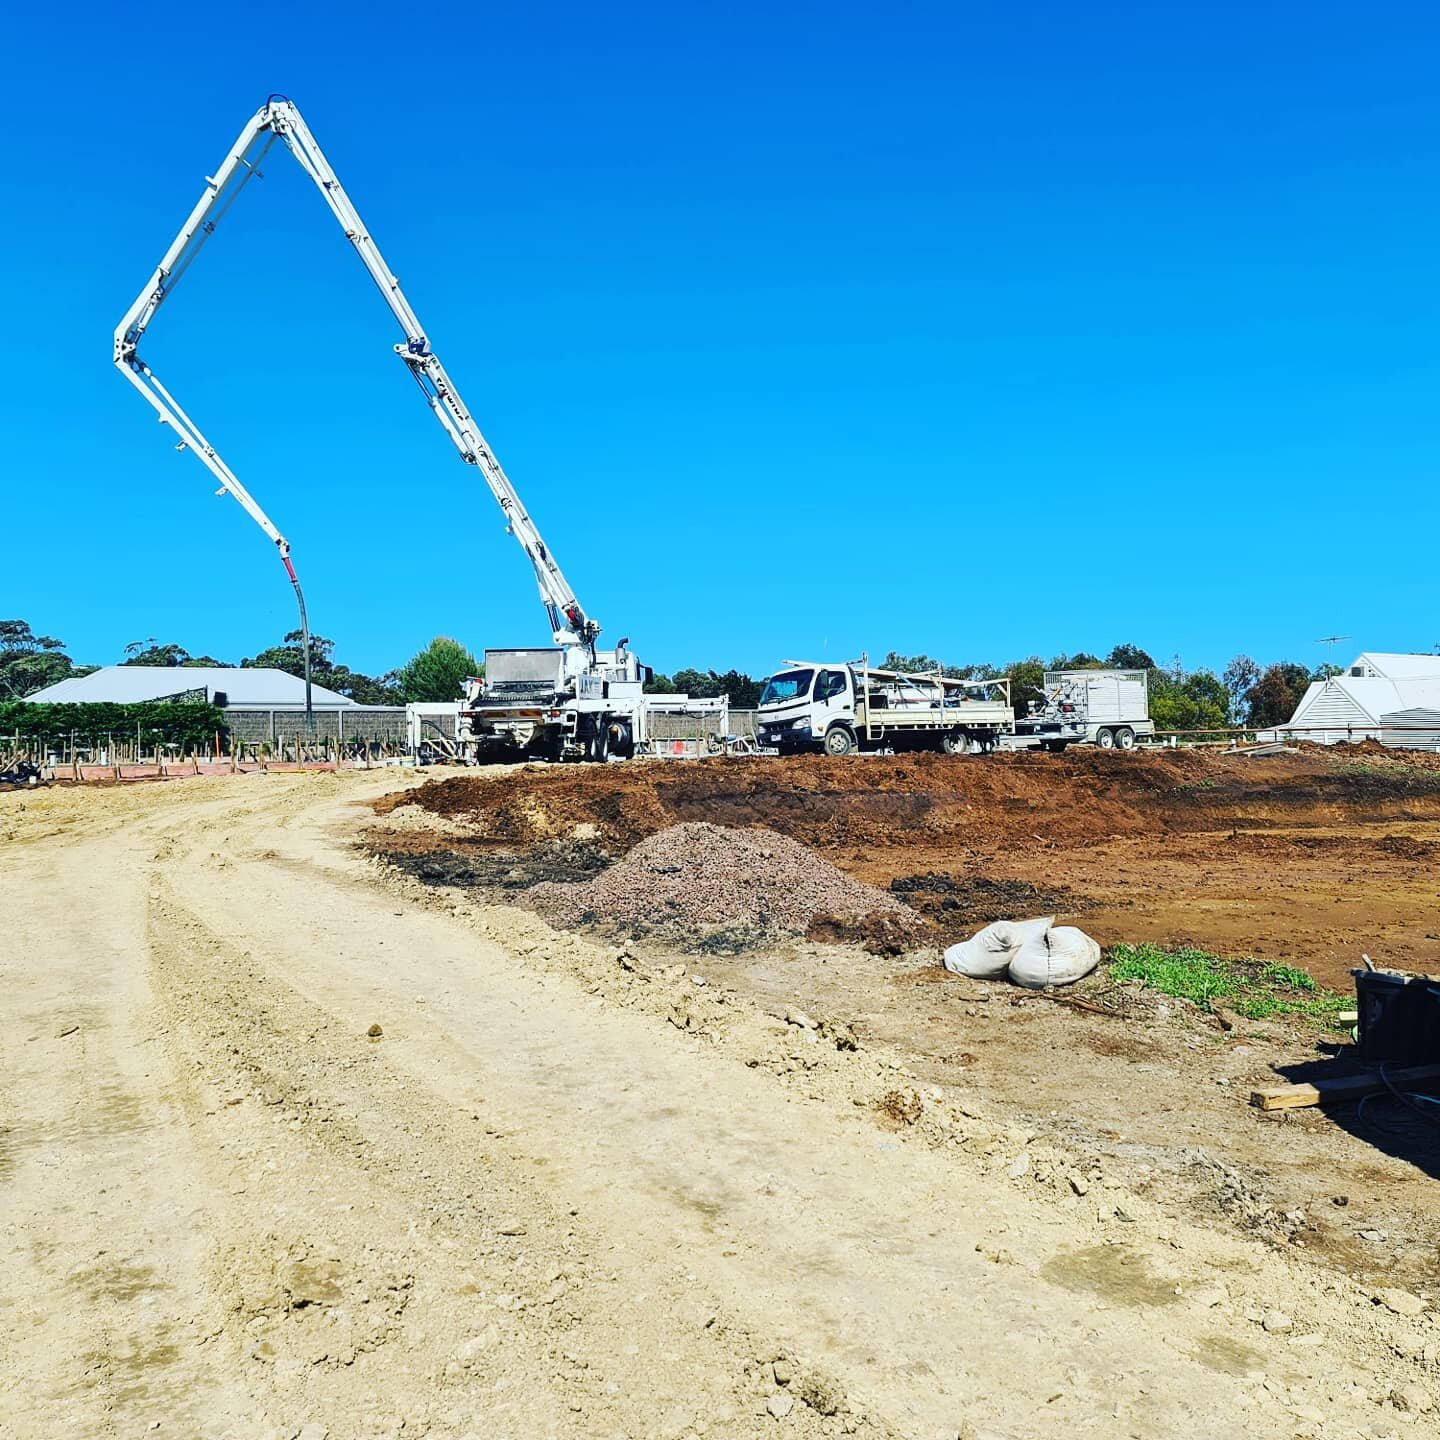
[{"xmin": 4, "ymin": 745, "xmax": 1439, "ymax": 1439}]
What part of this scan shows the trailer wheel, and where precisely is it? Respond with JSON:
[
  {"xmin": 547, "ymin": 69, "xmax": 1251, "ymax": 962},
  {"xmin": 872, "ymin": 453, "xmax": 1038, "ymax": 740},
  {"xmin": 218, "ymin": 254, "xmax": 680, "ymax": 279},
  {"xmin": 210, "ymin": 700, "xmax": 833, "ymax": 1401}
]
[
  {"xmin": 824, "ymin": 725, "xmax": 856, "ymax": 756},
  {"xmin": 1113, "ymin": 726, "xmax": 1135, "ymax": 750},
  {"xmin": 1095, "ymin": 727, "xmax": 1115, "ymax": 749}
]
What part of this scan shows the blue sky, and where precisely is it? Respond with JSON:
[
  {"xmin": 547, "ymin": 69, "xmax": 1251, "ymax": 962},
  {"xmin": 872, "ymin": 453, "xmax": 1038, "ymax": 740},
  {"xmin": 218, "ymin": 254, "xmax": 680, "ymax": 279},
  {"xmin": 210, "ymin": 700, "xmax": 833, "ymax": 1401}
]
[{"xmin": 4, "ymin": 2, "xmax": 1438, "ymax": 679}]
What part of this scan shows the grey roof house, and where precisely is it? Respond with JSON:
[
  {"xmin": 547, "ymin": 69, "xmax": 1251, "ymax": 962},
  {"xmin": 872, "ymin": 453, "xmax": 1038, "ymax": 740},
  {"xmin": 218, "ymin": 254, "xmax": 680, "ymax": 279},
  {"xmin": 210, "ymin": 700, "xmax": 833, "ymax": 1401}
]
[{"xmin": 25, "ymin": 665, "xmax": 356, "ymax": 708}]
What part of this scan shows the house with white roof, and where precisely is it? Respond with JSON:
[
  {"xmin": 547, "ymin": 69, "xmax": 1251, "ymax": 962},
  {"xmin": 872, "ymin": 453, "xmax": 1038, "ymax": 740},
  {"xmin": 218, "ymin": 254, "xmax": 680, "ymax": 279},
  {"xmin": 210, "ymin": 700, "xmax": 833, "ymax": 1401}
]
[
  {"xmin": 21, "ymin": 665, "xmax": 418, "ymax": 750},
  {"xmin": 25, "ymin": 665, "xmax": 356, "ymax": 708},
  {"xmin": 1280, "ymin": 653, "xmax": 1440, "ymax": 746}
]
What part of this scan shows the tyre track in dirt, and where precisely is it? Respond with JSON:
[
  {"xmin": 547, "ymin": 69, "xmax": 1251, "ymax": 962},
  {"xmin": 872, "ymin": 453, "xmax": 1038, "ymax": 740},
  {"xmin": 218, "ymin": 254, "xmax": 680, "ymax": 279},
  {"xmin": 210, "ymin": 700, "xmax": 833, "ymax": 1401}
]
[
  {"xmin": 3, "ymin": 771, "xmax": 1434, "ymax": 1439},
  {"xmin": 141, "ymin": 881, "xmax": 781, "ymax": 1440},
  {"xmin": 1, "ymin": 808, "xmax": 251, "ymax": 1436},
  {"xmin": 157, "ymin": 777, "xmax": 1423, "ymax": 1437}
]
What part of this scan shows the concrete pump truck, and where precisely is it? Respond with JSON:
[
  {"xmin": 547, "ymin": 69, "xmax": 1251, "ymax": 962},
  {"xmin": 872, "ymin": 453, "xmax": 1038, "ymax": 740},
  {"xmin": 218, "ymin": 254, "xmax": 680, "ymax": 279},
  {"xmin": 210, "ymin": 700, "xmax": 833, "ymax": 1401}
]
[{"xmin": 115, "ymin": 95, "xmax": 650, "ymax": 761}]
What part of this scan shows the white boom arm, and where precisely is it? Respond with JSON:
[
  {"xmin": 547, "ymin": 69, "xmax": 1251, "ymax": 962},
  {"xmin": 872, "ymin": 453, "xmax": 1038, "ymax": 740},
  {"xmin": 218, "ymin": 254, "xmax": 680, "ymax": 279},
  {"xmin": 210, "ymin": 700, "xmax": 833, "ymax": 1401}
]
[{"xmin": 115, "ymin": 95, "xmax": 598, "ymax": 651}]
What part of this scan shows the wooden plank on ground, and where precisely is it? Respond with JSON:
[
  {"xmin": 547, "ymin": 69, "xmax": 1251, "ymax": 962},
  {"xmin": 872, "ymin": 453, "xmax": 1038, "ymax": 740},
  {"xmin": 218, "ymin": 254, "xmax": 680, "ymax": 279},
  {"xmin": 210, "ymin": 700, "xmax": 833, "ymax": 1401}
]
[{"xmin": 1250, "ymin": 1063, "xmax": 1440, "ymax": 1112}]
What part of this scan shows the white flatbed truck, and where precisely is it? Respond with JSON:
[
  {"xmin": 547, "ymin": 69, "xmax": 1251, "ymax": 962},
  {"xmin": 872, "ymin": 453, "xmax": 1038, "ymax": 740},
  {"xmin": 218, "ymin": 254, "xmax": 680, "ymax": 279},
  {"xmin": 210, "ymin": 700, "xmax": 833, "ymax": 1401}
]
[
  {"xmin": 1011, "ymin": 669, "xmax": 1155, "ymax": 751},
  {"xmin": 755, "ymin": 660, "xmax": 1013, "ymax": 756}
]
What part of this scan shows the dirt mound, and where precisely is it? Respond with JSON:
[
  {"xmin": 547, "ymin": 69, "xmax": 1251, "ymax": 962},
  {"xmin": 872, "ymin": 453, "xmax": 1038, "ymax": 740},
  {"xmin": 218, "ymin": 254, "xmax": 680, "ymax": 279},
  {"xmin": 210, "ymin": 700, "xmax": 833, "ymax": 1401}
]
[
  {"xmin": 371, "ymin": 748, "xmax": 1440, "ymax": 979},
  {"xmin": 381, "ymin": 748, "xmax": 1440, "ymax": 861},
  {"xmin": 528, "ymin": 821, "xmax": 923, "ymax": 944}
]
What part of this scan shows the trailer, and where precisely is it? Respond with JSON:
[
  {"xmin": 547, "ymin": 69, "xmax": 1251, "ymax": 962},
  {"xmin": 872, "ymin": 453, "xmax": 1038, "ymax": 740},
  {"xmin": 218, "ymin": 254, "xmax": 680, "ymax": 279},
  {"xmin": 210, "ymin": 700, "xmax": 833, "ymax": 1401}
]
[
  {"xmin": 755, "ymin": 659, "xmax": 1013, "ymax": 756},
  {"xmin": 1011, "ymin": 669, "xmax": 1154, "ymax": 751}
]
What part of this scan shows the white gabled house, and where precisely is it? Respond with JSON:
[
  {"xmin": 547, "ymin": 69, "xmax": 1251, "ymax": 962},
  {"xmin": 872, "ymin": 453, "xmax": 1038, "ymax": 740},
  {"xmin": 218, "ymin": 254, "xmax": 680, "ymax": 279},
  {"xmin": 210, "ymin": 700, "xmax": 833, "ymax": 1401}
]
[
  {"xmin": 1280, "ymin": 653, "xmax": 1440, "ymax": 745},
  {"xmin": 25, "ymin": 665, "xmax": 356, "ymax": 708}
]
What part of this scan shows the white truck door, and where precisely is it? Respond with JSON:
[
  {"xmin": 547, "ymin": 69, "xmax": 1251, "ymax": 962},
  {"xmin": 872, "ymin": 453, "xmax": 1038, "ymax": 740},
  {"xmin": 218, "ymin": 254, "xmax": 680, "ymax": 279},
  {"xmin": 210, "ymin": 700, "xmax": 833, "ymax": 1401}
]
[{"xmin": 812, "ymin": 668, "xmax": 852, "ymax": 737}]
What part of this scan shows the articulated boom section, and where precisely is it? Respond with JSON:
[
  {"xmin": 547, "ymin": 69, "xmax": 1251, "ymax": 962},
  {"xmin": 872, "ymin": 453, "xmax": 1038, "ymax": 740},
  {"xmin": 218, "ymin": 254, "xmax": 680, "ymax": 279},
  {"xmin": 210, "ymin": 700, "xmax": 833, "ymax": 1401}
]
[{"xmin": 114, "ymin": 95, "xmax": 598, "ymax": 652}]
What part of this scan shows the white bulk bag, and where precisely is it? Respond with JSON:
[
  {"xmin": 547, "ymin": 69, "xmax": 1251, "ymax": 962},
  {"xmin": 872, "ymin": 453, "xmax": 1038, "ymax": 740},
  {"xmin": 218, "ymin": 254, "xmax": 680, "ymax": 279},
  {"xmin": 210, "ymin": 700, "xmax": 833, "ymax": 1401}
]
[
  {"xmin": 942, "ymin": 916, "xmax": 1055, "ymax": 978},
  {"xmin": 1008, "ymin": 925, "xmax": 1101, "ymax": 989}
]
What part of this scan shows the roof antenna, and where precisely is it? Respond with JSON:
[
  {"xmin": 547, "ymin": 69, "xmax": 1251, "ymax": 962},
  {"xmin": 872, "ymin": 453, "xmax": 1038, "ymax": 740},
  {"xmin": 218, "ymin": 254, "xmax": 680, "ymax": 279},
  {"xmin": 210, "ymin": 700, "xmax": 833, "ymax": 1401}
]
[{"xmin": 1315, "ymin": 635, "xmax": 1351, "ymax": 680}]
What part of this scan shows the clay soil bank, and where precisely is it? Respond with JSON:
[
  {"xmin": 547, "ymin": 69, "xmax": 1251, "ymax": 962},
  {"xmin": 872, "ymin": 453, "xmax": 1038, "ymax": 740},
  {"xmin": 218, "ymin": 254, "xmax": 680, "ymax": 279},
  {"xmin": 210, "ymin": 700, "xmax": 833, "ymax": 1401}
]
[{"xmin": 378, "ymin": 744, "xmax": 1440, "ymax": 987}]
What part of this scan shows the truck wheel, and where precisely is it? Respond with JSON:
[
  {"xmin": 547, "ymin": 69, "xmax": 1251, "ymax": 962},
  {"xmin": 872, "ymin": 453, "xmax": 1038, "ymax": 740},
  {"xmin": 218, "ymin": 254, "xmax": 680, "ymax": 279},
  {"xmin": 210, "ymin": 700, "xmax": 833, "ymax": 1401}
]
[
  {"xmin": 1095, "ymin": 728, "xmax": 1115, "ymax": 749},
  {"xmin": 824, "ymin": 725, "xmax": 856, "ymax": 756},
  {"xmin": 588, "ymin": 724, "xmax": 610, "ymax": 763},
  {"xmin": 942, "ymin": 731, "xmax": 968, "ymax": 756},
  {"xmin": 1113, "ymin": 726, "xmax": 1135, "ymax": 750}
]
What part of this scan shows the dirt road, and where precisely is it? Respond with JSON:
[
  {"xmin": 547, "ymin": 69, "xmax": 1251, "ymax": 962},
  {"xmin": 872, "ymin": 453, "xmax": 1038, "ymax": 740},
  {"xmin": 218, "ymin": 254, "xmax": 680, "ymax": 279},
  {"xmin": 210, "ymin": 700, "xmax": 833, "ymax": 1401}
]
[{"xmin": 3, "ymin": 772, "xmax": 1433, "ymax": 1438}]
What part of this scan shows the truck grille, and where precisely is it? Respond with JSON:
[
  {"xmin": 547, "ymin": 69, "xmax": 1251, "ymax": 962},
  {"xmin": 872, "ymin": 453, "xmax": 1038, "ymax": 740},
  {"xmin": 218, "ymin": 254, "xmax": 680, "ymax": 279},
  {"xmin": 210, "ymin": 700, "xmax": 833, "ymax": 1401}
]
[{"xmin": 482, "ymin": 682, "xmax": 564, "ymax": 703}]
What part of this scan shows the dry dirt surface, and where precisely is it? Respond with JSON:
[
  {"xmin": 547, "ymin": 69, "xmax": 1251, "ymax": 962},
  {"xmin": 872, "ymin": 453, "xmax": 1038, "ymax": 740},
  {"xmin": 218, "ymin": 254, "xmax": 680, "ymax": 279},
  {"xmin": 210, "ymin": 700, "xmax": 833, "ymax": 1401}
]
[{"xmin": 3, "ymin": 762, "xmax": 1439, "ymax": 1440}]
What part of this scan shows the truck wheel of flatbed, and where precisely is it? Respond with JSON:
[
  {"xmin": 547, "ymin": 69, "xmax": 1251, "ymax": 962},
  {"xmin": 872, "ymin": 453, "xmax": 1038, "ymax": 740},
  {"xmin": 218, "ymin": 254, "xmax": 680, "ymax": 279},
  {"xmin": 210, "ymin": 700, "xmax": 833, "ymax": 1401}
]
[
  {"xmin": 1095, "ymin": 728, "xmax": 1115, "ymax": 749},
  {"xmin": 1113, "ymin": 726, "xmax": 1135, "ymax": 750},
  {"xmin": 824, "ymin": 725, "xmax": 856, "ymax": 756},
  {"xmin": 942, "ymin": 731, "xmax": 969, "ymax": 756}
]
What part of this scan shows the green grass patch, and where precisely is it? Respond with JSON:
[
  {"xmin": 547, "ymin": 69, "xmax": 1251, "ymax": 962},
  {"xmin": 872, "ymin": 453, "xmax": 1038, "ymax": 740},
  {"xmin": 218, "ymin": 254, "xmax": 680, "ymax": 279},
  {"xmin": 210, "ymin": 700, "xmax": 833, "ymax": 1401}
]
[{"xmin": 1108, "ymin": 944, "xmax": 1349, "ymax": 1026}]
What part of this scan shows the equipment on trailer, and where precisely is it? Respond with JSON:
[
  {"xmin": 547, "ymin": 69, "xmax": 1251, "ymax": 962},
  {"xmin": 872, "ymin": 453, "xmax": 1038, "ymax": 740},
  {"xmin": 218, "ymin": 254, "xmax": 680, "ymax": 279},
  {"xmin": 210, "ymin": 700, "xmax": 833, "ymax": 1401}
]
[
  {"xmin": 755, "ymin": 658, "xmax": 1013, "ymax": 756},
  {"xmin": 1012, "ymin": 669, "xmax": 1155, "ymax": 752},
  {"xmin": 115, "ymin": 96, "xmax": 643, "ymax": 752}
]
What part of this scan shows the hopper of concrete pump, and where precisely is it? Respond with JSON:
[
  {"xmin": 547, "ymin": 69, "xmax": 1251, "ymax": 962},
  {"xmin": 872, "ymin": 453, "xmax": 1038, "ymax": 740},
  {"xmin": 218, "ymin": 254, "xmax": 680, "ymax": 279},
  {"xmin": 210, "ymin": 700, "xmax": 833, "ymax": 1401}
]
[{"xmin": 483, "ymin": 648, "xmax": 566, "ymax": 700}]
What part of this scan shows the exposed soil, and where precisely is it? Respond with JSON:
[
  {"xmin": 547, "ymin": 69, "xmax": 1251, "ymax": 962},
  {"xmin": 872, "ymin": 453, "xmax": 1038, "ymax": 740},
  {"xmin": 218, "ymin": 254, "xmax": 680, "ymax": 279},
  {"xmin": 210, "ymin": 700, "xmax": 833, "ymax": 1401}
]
[
  {"xmin": 527, "ymin": 821, "xmax": 922, "ymax": 950},
  {"xmin": 887, "ymin": 871, "xmax": 1086, "ymax": 928},
  {"xmin": 361, "ymin": 745, "xmax": 1440, "ymax": 1315},
  {"xmin": 375, "ymin": 745, "xmax": 1440, "ymax": 984},
  {"xmin": 8, "ymin": 765, "xmax": 1440, "ymax": 1438},
  {"xmin": 380, "ymin": 836, "xmax": 610, "ymax": 892}
]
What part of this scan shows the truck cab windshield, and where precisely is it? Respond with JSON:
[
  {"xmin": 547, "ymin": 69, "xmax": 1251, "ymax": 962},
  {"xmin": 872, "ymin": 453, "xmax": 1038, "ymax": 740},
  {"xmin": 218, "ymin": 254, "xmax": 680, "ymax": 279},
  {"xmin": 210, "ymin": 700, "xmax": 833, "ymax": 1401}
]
[{"xmin": 759, "ymin": 669, "xmax": 814, "ymax": 706}]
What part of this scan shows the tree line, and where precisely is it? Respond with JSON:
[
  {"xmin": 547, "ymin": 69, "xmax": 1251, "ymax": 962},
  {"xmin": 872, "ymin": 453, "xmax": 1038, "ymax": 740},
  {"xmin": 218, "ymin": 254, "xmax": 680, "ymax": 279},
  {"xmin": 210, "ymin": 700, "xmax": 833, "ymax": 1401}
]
[
  {"xmin": 651, "ymin": 643, "xmax": 1353, "ymax": 731},
  {"xmin": 885, "ymin": 645, "xmax": 1343, "ymax": 731},
  {"xmin": 0, "ymin": 618, "xmax": 1390, "ymax": 730},
  {"xmin": 0, "ymin": 698, "xmax": 224, "ymax": 749},
  {"xmin": 0, "ymin": 620, "xmax": 480, "ymax": 706}
]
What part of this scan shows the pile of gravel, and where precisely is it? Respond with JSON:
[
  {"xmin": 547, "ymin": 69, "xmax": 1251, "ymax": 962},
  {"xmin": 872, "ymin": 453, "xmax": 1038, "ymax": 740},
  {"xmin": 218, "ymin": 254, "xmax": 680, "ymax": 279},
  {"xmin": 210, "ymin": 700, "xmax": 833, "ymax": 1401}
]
[{"xmin": 529, "ymin": 821, "xmax": 920, "ymax": 934}]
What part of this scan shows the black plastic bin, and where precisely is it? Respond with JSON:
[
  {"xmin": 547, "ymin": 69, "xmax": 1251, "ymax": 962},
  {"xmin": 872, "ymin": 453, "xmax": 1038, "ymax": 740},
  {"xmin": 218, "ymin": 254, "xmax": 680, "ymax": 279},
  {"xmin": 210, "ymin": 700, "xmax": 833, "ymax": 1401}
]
[{"xmin": 1353, "ymin": 967, "xmax": 1440, "ymax": 1067}]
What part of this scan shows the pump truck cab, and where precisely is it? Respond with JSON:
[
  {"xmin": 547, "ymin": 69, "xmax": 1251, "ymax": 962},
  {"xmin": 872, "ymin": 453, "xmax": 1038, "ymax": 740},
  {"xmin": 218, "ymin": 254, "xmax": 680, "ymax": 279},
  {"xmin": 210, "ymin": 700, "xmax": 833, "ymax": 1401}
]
[{"xmin": 756, "ymin": 659, "xmax": 1013, "ymax": 756}]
